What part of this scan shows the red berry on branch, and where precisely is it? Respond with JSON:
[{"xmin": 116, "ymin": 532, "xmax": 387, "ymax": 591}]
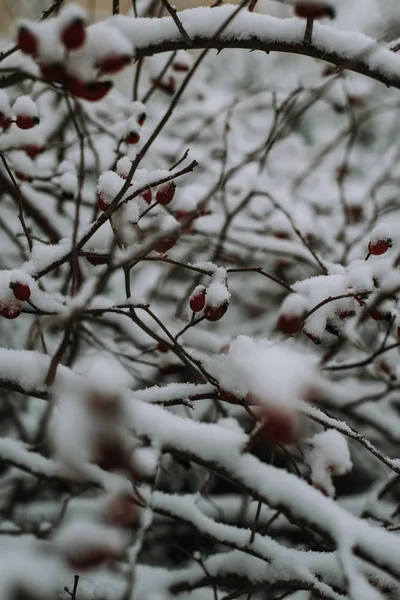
[
  {"xmin": 126, "ymin": 131, "xmax": 140, "ymax": 144},
  {"xmin": 137, "ymin": 112, "xmax": 146, "ymax": 126},
  {"xmin": 16, "ymin": 115, "xmax": 39, "ymax": 130},
  {"xmin": 11, "ymin": 283, "xmax": 31, "ymax": 302},
  {"xmin": 156, "ymin": 181, "xmax": 176, "ymax": 205},
  {"xmin": 0, "ymin": 112, "xmax": 11, "ymax": 130},
  {"xmin": 87, "ymin": 254, "xmax": 108, "ymax": 265},
  {"xmin": 17, "ymin": 27, "xmax": 38, "ymax": 56},
  {"xmin": 23, "ymin": 144, "xmax": 42, "ymax": 159},
  {"xmin": 141, "ymin": 187, "xmax": 152, "ymax": 204},
  {"xmin": 97, "ymin": 193, "xmax": 109, "ymax": 211},
  {"xmin": 40, "ymin": 62, "xmax": 65, "ymax": 82},
  {"xmin": 368, "ymin": 238, "xmax": 392, "ymax": 256},
  {"xmin": 15, "ymin": 171, "xmax": 32, "ymax": 182},
  {"xmin": 97, "ymin": 55, "xmax": 131, "ymax": 74},
  {"xmin": 294, "ymin": 1, "xmax": 335, "ymax": 19},
  {"xmin": 0, "ymin": 304, "xmax": 22, "ymax": 319},
  {"xmin": 157, "ymin": 342, "xmax": 169, "ymax": 353},
  {"xmin": 277, "ymin": 314, "xmax": 303, "ymax": 335},
  {"xmin": 189, "ymin": 287, "xmax": 206, "ymax": 312},
  {"xmin": 172, "ymin": 62, "xmax": 190, "ymax": 72},
  {"xmin": 68, "ymin": 78, "xmax": 113, "ymax": 102},
  {"xmin": 369, "ymin": 307, "xmax": 384, "ymax": 321},
  {"xmin": 261, "ymin": 409, "xmax": 298, "ymax": 445},
  {"xmin": 61, "ymin": 18, "xmax": 86, "ymax": 50},
  {"xmin": 204, "ymin": 302, "xmax": 228, "ymax": 322},
  {"xmin": 153, "ymin": 234, "xmax": 178, "ymax": 254}
]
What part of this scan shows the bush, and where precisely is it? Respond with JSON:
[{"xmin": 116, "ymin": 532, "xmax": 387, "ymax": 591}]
[{"xmin": 1, "ymin": 1, "xmax": 400, "ymax": 599}]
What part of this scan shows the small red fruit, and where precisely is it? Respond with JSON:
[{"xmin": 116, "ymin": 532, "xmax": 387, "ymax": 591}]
[
  {"xmin": 105, "ymin": 492, "xmax": 137, "ymax": 528},
  {"xmin": 172, "ymin": 62, "xmax": 190, "ymax": 72},
  {"xmin": 137, "ymin": 112, "xmax": 146, "ymax": 126},
  {"xmin": 277, "ymin": 314, "xmax": 303, "ymax": 335},
  {"xmin": 204, "ymin": 302, "xmax": 228, "ymax": 322},
  {"xmin": 0, "ymin": 113, "xmax": 11, "ymax": 131},
  {"xmin": 40, "ymin": 62, "xmax": 65, "ymax": 82},
  {"xmin": 61, "ymin": 19, "xmax": 86, "ymax": 50},
  {"xmin": 294, "ymin": 1, "xmax": 335, "ymax": 19},
  {"xmin": 156, "ymin": 181, "xmax": 176, "ymax": 205},
  {"xmin": 17, "ymin": 27, "xmax": 38, "ymax": 56},
  {"xmin": 97, "ymin": 55, "xmax": 131, "ymax": 74},
  {"xmin": 126, "ymin": 131, "xmax": 140, "ymax": 144},
  {"xmin": 141, "ymin": 187, "xmax": 152, "ymax": 204},
  {"xmin": 67, "ymin": 78, "xmax": 113, "ymax": 102},
  {"xmin": 97, "ymin": 193, "xmax": 109, "ymax": 211},
  {"xmin": 16, "ymin": 115, "xmax": 39, "ymax": 130},
  {"xmin": 87, "ymin": 254, "xmax": 108, "ymax": 265},
  {"xmin": 157, "ymin": 342, "xmax": 169, "ymax": 353},
  {"xmin": 153, "ymin": 234, "xmax": 178, "ymax": 254},
  {"xmin": 15, "ymin": 171, "xmax": 31, "ymax": 182},
  {"xmin": 0, "ymin": 304, "xmax": 22, "ymax": 319},
  {"xmin": 11, "ymin": 283, "xmax": 31, "ymax": 301},
  {"xmin": 261, "ymin": 409, "xmax": 298, "ymax": 445},
  {"xmin": 189, "ymin": 287, "xmax": 206, "ymax": 312},
  {"xmin": 369, "ymin": 307, "xmax": 384, "ymax": 321},
  {"xmin": 368, "ymin": 239, "xmax": 392, "ymax": 256},
  {"xmin": 23, "ymin": 144, "xmax": 42, "ymax": 159},
  {"xmin": 95, "ymin": 437, "xmax": 130, "ymax": 472}
]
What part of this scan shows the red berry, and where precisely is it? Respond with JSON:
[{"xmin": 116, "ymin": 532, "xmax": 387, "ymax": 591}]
[
  {"xmin": 153, "ymin": 234, "xmax": 178, "ymax": 254},
  {"xmin": 0, "ymin": 113, "xmax": 11, "ymax": 131},
  {"xmin": 189, "ymin": 287, "xmax": 206, "ymax": 312},
  {"xmin": 0, "ymin": 304, "xmax": 22, "ymax": 319},
  {"xmin": 67, "ymin": 78, "xmax": 113, "ymax": 102},
  {"xmin": 97, "ymin": 55, "xmax": 131, "ymax": 74},
  {"xmin": 15, "ymin": 171, "xmax": 31, "ymax": 182},
  {"xmin": 16, "ymin": 115, "xmax": 39, "ymax": 130},
  {"xmin": 172, "ymin": 62, "xmax": 190, "ymax": 72},
  {"xmin": 338, "ymin": 310, "xmax": 355, "ymax": 319},
  {"xmin": 126, "ymin": 131, "xmax": 140, "ymax": 144},
  {"xmin": 40, "ymin": 62, "xmax": 65, "ymax": 82},
  {"xmin": 346, "ymin": 204, "xmax": 363, "ymax": 223},
  {"xmin": 141, "ymin": 187, "xmax": 152, "ymax": 204},
  {"xmin": 204, "ymin": 302, "xmax": 228, "ymax": 322},
  {"xmin": 261, "ymin": 409, "xmax": 298, "ymax": 445},
  {"xmin": 11, "ymin": 283, "xmax": 31, "ymax": 302},
  {"xmin": 273, "ymin": 231, "xmax": 289, "ymax": 240},
  {"xmin": 277, "ymin": 314, "xmax": 303, "ymax": 335},
  {"xmin": 156, "ymin": 181, "xmax": 176, "ymax": 205},
  {"xmin": 137, "ymin": 113, "xmax": 146, "ymax": 126},
  {"xmin": 17, "ymin": 27, "xmax": 38, "ymax": 56},
  {"xmin": 94, "ymin": 437, "xmax": 130, "ymax": 472},
  {"xmin": 105, "ymin": 492, "xmax": 137, "ymax": 528},
  {"xmin": 97, "ymin": 193, "xmax": 109, "ymax": 211},
  {"xmin": 23, "ymin": 144, "xmax": 42, "ymax": 159},
  {"xmin": 157, "ymin": 342, "xmax": 169, "ymax": 353},
  {"xmin": 368, "ymin": 239, "xmax": 392, "ymax": 256},
  {"xmin": 294, "ymin": 1, "xmax": 335, "ymax": 19},
  {"xmin": 61, "ymin": 19, "xmax": 86, "ymax": 50},
  {"xmin": 369, "ymin": 307, "xmax": 384, "ymax": 321},
  {"xmin": 86, "ymin": 254, "xmax": 108, "ymax": 265}
]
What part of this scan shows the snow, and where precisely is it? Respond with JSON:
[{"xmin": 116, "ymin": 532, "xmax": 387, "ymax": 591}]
[
  {"xmin": 304, "ymin": 430, "xmax": 352, "ymax": 497},
  {"xmin": 13, "ymin": 95, "xmax": 38, "ymax": 118}
]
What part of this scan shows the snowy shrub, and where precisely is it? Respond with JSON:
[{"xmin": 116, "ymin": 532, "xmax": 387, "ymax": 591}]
[{"xmin": 1, "ymin": 1, "xmax": 400, "ymax": 599}]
